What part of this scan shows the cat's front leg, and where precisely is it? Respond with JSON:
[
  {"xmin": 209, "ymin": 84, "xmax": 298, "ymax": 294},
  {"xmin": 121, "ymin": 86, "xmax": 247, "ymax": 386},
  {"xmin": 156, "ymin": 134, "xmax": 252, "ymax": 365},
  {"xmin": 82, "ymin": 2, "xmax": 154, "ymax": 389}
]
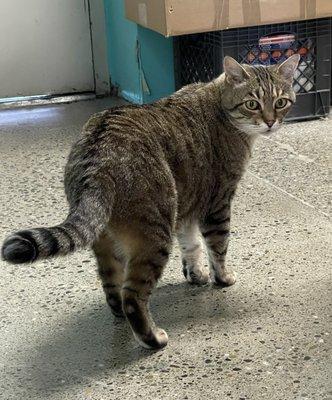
[
  {"xmin": 201, "ymin": 203, "xmax": 236, "ymax": 286},
  {"xmin": 177, "ymin": 222, "xmax": 210, "ymax": 285}
]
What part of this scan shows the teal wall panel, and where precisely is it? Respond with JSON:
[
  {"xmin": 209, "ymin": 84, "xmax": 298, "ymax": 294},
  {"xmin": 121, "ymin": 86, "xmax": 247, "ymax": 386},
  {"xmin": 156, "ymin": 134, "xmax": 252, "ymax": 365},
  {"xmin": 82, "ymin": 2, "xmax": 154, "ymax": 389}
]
[
  {"xmin": 103, "ymin": 0, "xmax": 142, "ymax": 103},
  {"xmin": 138, "ymin": 26, "xmax": 175, "ymax": 103},
  {"xmin": 104, "ymin": 0, "xmax": 175, "ymax": 104}
]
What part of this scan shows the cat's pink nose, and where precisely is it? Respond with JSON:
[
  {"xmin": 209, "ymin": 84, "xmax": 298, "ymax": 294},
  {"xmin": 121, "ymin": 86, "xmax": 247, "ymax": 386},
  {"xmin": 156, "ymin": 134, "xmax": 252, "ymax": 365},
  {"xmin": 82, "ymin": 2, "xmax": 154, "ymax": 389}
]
[{"xmin": 266, "ymin": 120, "xmax": 275, "ymax": 128}]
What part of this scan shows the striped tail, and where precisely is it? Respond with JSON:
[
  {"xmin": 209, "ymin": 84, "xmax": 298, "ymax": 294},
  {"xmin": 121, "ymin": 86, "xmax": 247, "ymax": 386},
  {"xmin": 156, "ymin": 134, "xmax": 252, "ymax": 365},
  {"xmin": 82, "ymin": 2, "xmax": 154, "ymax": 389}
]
[{"xmin": 1, "ymin": 192, "xmax": 110, "ymax": 264}]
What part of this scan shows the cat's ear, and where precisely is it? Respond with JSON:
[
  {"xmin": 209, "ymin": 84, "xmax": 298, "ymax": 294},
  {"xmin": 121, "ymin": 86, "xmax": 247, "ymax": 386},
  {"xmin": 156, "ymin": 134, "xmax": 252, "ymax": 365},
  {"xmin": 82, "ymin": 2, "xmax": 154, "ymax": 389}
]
[
  {"xmin": 276, "ymin": 54, "xmax": 300, "ymax": 83},
  {"xmin": 223, "ymin": 56, "xmax": 250, "ymax": 85}
]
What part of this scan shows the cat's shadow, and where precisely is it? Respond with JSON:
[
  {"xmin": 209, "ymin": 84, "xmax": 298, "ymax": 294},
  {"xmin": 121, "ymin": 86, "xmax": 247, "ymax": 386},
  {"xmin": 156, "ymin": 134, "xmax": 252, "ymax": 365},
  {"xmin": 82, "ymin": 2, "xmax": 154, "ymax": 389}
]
[{"xmin": 24, "ymin": 280, "xmax": 259, "ymax": 397}]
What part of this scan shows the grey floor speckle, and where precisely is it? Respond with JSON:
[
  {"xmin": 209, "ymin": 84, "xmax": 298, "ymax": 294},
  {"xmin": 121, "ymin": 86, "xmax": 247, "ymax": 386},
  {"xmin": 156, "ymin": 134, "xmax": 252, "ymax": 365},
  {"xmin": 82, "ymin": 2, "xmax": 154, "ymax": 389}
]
[{"xmin": 0, "ymin": 99, "xmax": 331, "ymax": 400}]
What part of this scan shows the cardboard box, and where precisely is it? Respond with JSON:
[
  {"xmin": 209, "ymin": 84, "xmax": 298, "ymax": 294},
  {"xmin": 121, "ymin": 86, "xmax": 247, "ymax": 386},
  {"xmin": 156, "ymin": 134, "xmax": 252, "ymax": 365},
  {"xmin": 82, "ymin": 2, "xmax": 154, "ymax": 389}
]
[{"xmin": 124, "ymin": 0, "xmax": 332, "ymax": 37}]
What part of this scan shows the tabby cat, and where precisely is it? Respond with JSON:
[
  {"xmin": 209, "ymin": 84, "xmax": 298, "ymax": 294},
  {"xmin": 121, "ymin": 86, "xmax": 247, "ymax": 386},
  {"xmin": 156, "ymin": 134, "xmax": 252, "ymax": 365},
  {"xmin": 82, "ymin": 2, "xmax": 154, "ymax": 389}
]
[{"xmin": 1, "ymin": 55, "xmax": 300, "ymax": 349}]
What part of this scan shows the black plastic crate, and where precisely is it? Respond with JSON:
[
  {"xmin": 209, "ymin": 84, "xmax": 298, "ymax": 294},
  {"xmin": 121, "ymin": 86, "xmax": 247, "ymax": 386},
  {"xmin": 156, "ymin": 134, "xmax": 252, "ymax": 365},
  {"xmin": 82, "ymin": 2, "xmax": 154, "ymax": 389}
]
[{"xmin": 174, "ymin": 18, "xmax": 331, "ymax": 121}]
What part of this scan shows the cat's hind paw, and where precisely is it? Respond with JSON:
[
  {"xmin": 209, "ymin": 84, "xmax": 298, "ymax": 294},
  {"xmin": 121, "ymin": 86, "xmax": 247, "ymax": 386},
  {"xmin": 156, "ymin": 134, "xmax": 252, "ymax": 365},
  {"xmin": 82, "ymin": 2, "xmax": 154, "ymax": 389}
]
[
  {"xmin": 134, "ymin": 328, "xmax": 169, "ymax": 350},
  {"xmin": 106, "ymin": 294, "xmax": 125, "ymax": 317}
]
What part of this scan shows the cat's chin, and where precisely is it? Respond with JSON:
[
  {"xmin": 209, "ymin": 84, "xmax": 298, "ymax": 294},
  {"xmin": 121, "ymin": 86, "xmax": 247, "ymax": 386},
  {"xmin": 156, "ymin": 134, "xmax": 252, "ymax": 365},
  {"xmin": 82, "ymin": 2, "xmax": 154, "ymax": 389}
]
[
  {"xmin": 260, "ymin": 130, "xmax": 275, "ymax": 137},
  {"xmin": 234, "ymin": 124, "xmax": 271, "ymax": 137}
]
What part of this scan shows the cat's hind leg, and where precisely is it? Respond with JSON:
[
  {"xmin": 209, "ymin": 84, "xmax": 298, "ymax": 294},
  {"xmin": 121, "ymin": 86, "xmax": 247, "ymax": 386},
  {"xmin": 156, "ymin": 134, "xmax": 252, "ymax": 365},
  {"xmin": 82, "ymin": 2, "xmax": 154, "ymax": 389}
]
[
  {"xmin": 93, "ymin": 233, "xmax": 125, "ymax": 317},
  {"xmin": 120, "ymin": 219, "xmax": 174, "ymax": 349},
  {"xmin": 177, "ymin": 221, "xmax": 210, "ymax": 285}
]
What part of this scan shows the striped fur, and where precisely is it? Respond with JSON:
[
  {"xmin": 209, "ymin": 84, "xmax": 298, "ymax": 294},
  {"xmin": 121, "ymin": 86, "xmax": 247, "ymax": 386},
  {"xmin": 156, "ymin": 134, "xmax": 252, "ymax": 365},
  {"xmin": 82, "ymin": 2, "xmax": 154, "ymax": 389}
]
[
  {"xmin": 1, "ymin": 55, "xmax": 299, "ymax": 349},
  {"xmin": 2, "ymin": 189, "xmax": 112, "ymax": 263}
]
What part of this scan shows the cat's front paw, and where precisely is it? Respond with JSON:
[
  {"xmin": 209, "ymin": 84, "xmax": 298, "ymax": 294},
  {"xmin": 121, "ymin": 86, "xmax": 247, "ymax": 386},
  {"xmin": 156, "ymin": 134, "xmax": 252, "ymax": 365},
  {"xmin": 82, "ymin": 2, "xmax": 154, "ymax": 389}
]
[
  {"xmin": 182, "ymin": 262, "xmax": 210, "ymax": 285},
  {"xmin": 213, "ymin": 270, "xmax": 237, "ymax": 287}
]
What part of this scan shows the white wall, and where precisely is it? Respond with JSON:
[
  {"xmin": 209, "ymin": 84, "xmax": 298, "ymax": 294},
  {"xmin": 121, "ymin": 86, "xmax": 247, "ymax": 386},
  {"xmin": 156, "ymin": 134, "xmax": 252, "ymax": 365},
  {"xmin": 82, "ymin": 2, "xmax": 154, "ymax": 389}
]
[{"xmin": 0, "ymin": 0, "xmax": 95, "ymax": 98}]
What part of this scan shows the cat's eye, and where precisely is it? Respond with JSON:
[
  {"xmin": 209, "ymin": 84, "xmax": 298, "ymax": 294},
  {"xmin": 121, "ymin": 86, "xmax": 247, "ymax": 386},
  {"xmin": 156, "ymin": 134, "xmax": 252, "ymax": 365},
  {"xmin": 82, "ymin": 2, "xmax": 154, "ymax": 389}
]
[
  {"xmin": 245, "ymin": 100, "xmax": 260, "ymax": 110},
  {"xmin": 275, "ymin": 98, "xmax": 289, "ymax": 109}
]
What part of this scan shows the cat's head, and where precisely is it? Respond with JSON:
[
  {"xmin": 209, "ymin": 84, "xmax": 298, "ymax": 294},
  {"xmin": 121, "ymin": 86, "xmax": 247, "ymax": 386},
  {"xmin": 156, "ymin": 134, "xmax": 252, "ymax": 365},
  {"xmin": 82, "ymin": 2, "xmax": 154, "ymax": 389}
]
[{"xmin": 221, "ymin": 54, "xmax": 300, "ymax": 136}]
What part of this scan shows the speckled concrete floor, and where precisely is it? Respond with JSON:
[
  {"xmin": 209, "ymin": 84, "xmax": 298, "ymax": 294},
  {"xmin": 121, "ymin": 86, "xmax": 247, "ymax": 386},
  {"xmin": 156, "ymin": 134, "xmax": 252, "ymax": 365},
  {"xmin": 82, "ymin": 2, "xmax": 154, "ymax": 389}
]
[{"xmin": 0, "ymin": 99, "xmax": 331, "ymax": 400}]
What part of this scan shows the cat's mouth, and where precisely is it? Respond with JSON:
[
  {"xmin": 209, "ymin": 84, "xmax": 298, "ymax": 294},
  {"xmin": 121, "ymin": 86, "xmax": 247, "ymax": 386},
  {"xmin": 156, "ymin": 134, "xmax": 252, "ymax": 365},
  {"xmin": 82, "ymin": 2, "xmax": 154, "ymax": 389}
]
[
  {"xmin": 233, "ymin": 120, "xmax": 280, "ymax": 136},
  {"xmin": 261, "ymin": 128, "xmax": 275, "ymax": 136},
  {"xmin": 260, "ymin": 122, "xmax": 280, "ymax": 135}
]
